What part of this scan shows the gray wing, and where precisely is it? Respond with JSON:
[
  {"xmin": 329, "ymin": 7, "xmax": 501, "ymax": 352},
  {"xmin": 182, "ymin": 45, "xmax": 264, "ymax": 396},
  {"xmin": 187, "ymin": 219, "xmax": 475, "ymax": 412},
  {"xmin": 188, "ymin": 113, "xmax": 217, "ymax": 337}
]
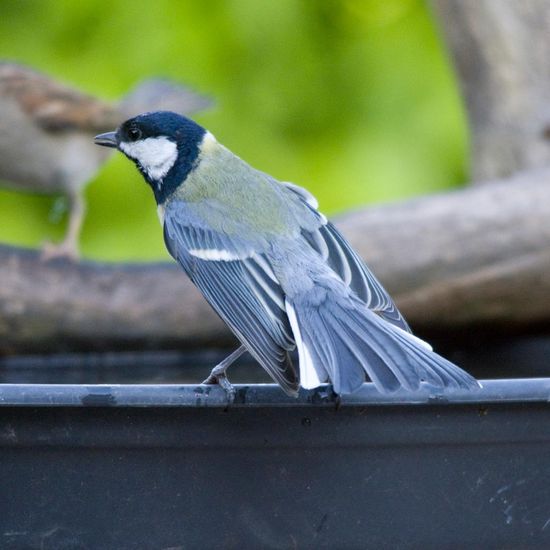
[
  {"xmin": 282, "ymin": 181, "xmax": 410, "ymax": 332},
  {"xmin": 119, "ymin": 79, "xmax": 213, "ymax": 119},
  {"xmin": 163, "ymin": 201, "xmax": 298, "ymax": 396}
]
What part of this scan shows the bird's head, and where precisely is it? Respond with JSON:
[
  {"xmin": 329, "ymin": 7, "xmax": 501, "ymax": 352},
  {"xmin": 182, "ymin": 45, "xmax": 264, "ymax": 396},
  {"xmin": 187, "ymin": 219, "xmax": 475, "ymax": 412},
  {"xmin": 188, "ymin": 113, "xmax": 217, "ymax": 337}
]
[{"xmin": 94, "ymin": 111, "xmax": 207, "ymax": 203}]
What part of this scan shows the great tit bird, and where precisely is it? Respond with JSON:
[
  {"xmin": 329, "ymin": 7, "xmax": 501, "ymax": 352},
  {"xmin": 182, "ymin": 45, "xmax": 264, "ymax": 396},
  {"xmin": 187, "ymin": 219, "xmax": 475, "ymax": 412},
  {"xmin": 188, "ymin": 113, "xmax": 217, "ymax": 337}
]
[
  {"xmin": 95, "ymin": 111, "xmax": 480, "ymax": 397},
  {"xmin": 0, "ymin": 63, "xmax": 211, "ymax": 259}
]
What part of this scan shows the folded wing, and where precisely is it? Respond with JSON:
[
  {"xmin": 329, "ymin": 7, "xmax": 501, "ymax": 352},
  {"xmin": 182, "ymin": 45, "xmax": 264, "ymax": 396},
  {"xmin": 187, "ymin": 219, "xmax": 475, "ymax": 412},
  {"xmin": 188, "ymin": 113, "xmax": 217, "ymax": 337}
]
[
  {"xmin": 163, "ymin": 200, "xmax": 299, "ymax": 395},
  {"xmin": 281, "ymin": 181, "xmax": 410, "ymax": 331}
]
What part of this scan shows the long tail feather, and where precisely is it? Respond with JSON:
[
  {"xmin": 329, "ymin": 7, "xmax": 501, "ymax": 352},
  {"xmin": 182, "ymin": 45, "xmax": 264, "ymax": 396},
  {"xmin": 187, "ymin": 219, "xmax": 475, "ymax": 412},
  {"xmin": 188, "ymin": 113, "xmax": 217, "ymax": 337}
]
[{"xmin": 286, "ymin": 293, "xmax": 480, "ymax": 395}]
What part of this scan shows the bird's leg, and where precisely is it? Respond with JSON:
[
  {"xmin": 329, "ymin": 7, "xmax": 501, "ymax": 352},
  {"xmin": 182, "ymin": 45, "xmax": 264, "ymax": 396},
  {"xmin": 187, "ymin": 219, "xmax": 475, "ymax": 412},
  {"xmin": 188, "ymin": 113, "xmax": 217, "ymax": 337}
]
[
  {"xmin": 202, "ymin": 345, "xmax": 247, "ymax": 400},
  {"xmin": 42, "ymin": 190, "xmax": 84, "ymax": 261}
]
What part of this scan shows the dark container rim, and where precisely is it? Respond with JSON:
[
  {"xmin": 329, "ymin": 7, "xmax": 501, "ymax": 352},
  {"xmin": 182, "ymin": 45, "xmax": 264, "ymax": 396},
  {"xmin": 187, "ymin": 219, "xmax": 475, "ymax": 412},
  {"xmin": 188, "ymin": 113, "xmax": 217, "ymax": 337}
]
[{"xmin": 0, "ymin": 378, "xmax": 548, "ymax": 407}]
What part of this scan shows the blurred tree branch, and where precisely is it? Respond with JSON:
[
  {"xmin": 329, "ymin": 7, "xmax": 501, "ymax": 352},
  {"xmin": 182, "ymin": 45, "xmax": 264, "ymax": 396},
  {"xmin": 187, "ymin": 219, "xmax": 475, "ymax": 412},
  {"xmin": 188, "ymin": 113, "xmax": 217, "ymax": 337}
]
[
  {"xmin": 1, "ymin": 166, "xmax": 549, "ymax": 353},
  {"xmin": 432, "ymin": 0, "xmax": 550, "ymax": 181}
]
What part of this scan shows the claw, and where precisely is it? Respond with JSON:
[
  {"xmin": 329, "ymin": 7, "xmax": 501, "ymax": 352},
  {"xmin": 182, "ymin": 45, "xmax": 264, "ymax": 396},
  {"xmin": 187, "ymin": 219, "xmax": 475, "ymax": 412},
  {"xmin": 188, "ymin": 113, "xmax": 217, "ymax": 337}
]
[
  {"xmin": 201, "ymin": 345, "xmax": 247, "ymax": 404},
  {"xmin": 40, "ymin": 239, "xmax": 79, "ymax": 262},
  {"xmin": 202, "ymin": 370, "xmax": 236, "ymax": 403}
]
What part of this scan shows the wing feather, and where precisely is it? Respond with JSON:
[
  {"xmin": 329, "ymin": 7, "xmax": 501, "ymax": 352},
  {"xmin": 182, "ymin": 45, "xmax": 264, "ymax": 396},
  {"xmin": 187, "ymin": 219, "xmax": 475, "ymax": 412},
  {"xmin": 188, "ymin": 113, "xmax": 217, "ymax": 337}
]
[
  {"xmin": 320, "ymin": 222, "xmax": 409, "ymax": 331},
  {"xmin": 163, "ymin": 203, "xmax": 298, "ymax": 395},
  {"xmin": 281, "ymin": 180, "xmax": 410, "ymax": 332}
]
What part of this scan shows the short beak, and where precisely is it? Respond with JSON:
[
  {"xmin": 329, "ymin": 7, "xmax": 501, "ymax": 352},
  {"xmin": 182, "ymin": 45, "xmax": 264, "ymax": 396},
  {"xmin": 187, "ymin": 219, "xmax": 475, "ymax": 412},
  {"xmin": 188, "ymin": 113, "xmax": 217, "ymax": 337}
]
[{"xmin": 94, "ymin": 131, "xmax": 118, "ymax": 148}]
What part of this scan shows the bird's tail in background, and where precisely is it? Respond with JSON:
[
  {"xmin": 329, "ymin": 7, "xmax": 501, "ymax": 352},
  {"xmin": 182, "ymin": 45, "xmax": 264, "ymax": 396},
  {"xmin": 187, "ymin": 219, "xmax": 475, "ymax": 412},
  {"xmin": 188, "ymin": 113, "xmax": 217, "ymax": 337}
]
[
  {"xmin": 286, "ymin": 291, "xmax": 480, "ymax": 395},
  {"xmin": 118, "ymin": 79, "xmax": 213, "ymax": 119}
]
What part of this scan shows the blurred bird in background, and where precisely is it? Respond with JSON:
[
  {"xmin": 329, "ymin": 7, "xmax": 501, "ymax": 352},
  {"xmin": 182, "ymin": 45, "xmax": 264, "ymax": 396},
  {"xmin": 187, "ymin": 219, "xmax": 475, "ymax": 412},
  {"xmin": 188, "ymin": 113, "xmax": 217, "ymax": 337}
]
[{"xmin": 0, "ymin": 62, "xmax": 211, "ymax": 259}]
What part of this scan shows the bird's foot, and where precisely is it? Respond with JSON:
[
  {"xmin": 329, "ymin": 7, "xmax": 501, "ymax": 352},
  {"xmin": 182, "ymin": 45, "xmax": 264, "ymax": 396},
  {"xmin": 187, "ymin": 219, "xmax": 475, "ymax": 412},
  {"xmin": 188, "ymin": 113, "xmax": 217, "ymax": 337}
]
[
  {"xmin": 200, "ymin": 345, "xmax": 247, "ymax": 404},
  {"xmin": 202, "ymin": 366, "xmax": 236, "ymax": 403},
  {"xmin": 40, "ymin": 240, "xmax": 79, "ymax": 262}
]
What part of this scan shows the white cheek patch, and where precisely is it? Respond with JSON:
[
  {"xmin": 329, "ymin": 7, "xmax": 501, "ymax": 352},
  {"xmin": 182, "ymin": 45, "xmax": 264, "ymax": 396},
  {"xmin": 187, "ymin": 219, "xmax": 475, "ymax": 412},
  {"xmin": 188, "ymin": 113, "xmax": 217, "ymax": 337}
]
[{"xmin": 120, "ymin": 137, "xmax": 178, "ymax": 182}]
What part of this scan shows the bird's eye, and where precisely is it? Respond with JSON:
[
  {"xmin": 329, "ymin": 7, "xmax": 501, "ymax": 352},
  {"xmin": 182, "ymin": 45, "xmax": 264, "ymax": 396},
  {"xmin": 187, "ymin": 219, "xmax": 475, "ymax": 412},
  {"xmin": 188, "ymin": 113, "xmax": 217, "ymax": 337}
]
[{"xmin": 128, "ymin": 127, "xmax": 142, "ymax": 141}]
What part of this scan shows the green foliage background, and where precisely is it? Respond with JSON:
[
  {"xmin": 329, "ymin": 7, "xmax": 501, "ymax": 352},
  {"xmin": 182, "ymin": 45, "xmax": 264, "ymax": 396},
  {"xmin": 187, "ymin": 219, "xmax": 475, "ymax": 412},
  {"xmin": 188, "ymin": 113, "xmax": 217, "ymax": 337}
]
[{"xmin": 0, "ymin": 0, "xmax": 468, "ymax": 260}]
